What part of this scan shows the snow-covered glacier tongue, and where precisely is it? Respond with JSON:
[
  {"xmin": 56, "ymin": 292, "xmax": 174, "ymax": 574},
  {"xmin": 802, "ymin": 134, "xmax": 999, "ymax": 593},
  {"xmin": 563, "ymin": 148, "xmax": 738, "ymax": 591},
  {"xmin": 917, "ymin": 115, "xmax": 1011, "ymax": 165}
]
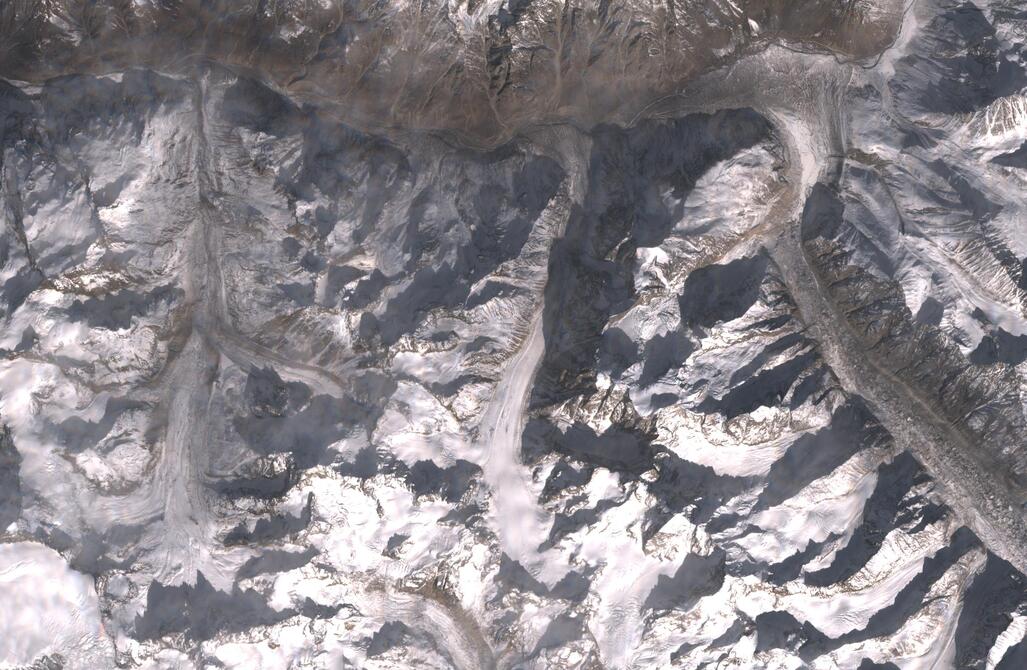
[{"xmin": 0, "ymin": 0, "xmax": 1026, "ymax": 668}]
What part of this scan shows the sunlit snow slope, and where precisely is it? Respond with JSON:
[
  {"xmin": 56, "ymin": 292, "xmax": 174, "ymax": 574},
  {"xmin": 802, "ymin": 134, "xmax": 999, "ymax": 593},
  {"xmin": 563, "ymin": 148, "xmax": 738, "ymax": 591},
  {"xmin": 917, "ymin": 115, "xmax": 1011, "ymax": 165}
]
[{"xmin": 0, "ymin": 0, "xmax": 1026, "ymax": 668}]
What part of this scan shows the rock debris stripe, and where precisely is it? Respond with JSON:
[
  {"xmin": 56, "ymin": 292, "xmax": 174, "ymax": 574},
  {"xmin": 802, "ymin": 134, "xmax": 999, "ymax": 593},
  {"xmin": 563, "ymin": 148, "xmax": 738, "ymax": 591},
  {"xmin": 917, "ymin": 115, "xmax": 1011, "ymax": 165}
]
[
  {"xmin": 768, "ymin": 221, "xmax": 1027, "ymax": 575},
  {"xmin": 1, "ymin": 0, "xmax": 1026, "ymax": 667}
]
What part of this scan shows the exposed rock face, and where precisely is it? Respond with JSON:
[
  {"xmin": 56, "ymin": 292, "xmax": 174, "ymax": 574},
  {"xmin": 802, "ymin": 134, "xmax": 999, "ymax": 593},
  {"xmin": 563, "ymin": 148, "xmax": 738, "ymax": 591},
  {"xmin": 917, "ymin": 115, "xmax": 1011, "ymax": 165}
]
[
  {"xmin": 1, "ymin": 1, "xmax": 1026, "ymax": 669},
  {"xmin": 0, "ymin": 0, "xmax": 904, "ymax": 144}
]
